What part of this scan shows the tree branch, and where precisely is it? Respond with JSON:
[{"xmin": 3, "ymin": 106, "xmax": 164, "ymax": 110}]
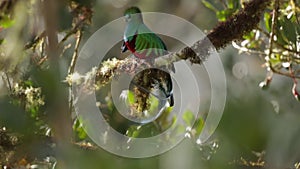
[{"xmin": 90, "ymin": 0, "xmax": 272, "ymax": 87}]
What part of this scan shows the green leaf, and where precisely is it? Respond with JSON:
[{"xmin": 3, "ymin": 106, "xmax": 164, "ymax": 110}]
[
  {"xmin": 77, "ymin": 126, "xmax": 87, "ymax": 139},
  {"xmin": 193, "ymin": 118, "xmax": 204, "ymax": 135},
  {"xmin": 155, "ymin": 106, "xmax": 174, "ymax": 130},
  {"xmin": 183, "ymin": 110, "xmax": 195, "ymax": 126},
  {"xmin": 29, "ymin": 106, "xmax": 38, "ymax": 118},
  {"xmin": 242, "ymin": 31, "xmax": 255, "ymax": 40},
  {"xmin": 0, "ymin": 16, "xmax": 15, "ymax": 28},
  {"xmin": 126, "ymin": 125, "xmax": 140, "ymax": 138},
  {"xmin": 170, "ymin": 116, "xmax": 177, "ymax": 128},
  {"xmin": 228, "ymin": 0, "xmax": 240, "ymax": 10},
  {"xmin": 127, "ymin": 90, "xmax": 135, "ymax": 105},
  {"xmin": 126, "ymin": 123, "xmax": 160, "ymax": 138},
  {"xmin": 24, "ymin": 80, "xmax": 34, "ymax": 87},
  {"xmin": 228, "ymin": 0, "xmax": 234, "ymax": 9},
  {"xmin": 131, "ymin": 130, "xmax": 140, "ymax": 138},
  {"xmin": 275, "ymin": 15, "xmax": 297, "ymax": 46},
  {"xmin": 73, "ymin": 119, "xmax": 88, "ymax": 140},
  {"xmin": 269, "ymin": 53, "xmax": 281, "ymax": 66},
  {"xmin": 148, "ymin": 95, "xmax": 159, "ymax": 113},
  {"xmin": 264, "ymin": 12, "xmax": 271, "ymax": 32},
  {"xmin": 174, "ymin": 125, "xmax": 185, "ymax": 134},
  {"xmin": 216, "ymin": 9, "xmax": 235, "ymax": 21},
  {"xmin": 202, "ymin": 0, "xmax": 218, "ymax": 12},
  {"xmin": 281, "ymin": 17, "xmax": 297, "ymax": 43}
]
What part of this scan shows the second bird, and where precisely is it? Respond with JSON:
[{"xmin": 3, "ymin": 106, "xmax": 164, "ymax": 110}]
[{"xmin": 120, "ymin": 6, "xmax": 175, "ymax": 121}]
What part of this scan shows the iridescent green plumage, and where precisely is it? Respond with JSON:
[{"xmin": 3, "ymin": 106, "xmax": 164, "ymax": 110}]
[
  {"xmin": 121, "ymin": 7, "xmax": 175, "ymax": 119},
  {"xmin": 122, "ymin": 6, "xmax": 167, "ymax": 59},
  {"xmin": 124, "ymin": 6, "xmax": 142, "ymax": 16}
]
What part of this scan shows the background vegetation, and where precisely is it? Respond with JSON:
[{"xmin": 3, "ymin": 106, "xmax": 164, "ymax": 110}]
[{"xmin": 0, "ymin": 0, "xmax": 300, "ymax": 168}]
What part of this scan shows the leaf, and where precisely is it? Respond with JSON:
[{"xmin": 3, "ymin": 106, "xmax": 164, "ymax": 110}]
[
  {"xmin": 279, "ymin": 16, "xmax": 297, "ymax": 44},
  {"xmin": 174, "ymin": 125, "xmax": 185, "ymax": 134},
  {"xmin": 0, "ymin": 16, "xmax": 15, "ymax": 28},
  {"xmin": 24, "ymin": 80, "xmax": 34, "ymax": 87},
  {"xmin": 216, "ymin": 9, "xmax": 235, "ymax": 21},
  {"xmin": 227, "ymin": 0, "xmax": 240, "ymax": 10},
  {"xmin": 170, "ymin": 116, "xmax": 177, "ymax": 128},
  {"xmin": 269, "ymin": 53, "xmax": 281, "ymax": 66},
  {"xmin": 148, "ymin": 95, "xmax": 159, "ymax": 113},
  {"xmin": 29, "ymin": 106, "xmax": 38, "ymax": 118},
  {"xmin": 228, "ymin": 0, "xmax": 235, "ymax": 9},
  {"xmin": 276, "ymin": 15, "xmax": 297, "ymax": 46},
  {"xmin": 242, "ymin": 31, "xmax": 255, "ymax": 40},
  {"xmin": 264, "ymin": 12, "xmax": 271, "ymax": 32},
  {"xmin": 202, "ymin": 0, "xmax": 218, "ymax": 12},
  {"xmin": 155, "ymin": 106, "xmax": 174, "ymax": 130},
  {"xmin": 73, "ymin": 119, "xmax": 87, "ymax": 140},
  {"xmin": 127, "ymin": 90, "xmax": 135, "ymax": 105},
  {"xmin": 77, "ymin": 125, "xmax": 87, "ymax": 139},
  {"xmin": 126, "ymin": 123, "xmax": 160, "ymax": 138},
  {"xmin": 183, "ymin": 110, "xmax": 195, "ymax": 126},
  {"xmin": 193, "ymin": 118, "xmax": 204, "ymax": 135}
]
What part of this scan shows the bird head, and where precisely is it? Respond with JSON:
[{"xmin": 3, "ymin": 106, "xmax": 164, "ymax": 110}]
[{"xmin": 124, "ymin": 6, "xmax": 143, "ymax": 23}]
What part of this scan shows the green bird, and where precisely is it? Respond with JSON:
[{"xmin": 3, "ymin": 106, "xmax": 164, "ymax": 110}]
[
  {"xmin": 120, "ymin": 7, "xmax": 174, "ymax": 121},
  {"xmin": 121, "ymin": 6, "xmax": 168, "ymax": 61}
]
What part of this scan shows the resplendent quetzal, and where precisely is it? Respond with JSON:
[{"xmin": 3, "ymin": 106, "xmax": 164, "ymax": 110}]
[{"xmin": 120, "ymin": 7, "xmax": 174, "ymax": 121}]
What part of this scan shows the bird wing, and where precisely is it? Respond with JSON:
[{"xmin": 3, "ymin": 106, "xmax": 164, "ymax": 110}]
[{"xmin": 135, "ymin": 24, "xmax": 167, "ymax": 58}]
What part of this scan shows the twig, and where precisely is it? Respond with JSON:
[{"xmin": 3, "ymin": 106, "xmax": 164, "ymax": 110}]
[
  {"xmin": 292, "ymin": 0, "xmax": 300, "ymax": 25},
  {"xmin": 293, "ymin": 0, "xmax": 300, "ymax": 58},
  {"xmin": 38, "ymin": 38, "xmax": 47, "ymax": 66},
  {"xmin": 60, "ymin": 43, "xmax": 72, "ymax": 58},
  {"xmin": 24, "ymin": 31, "xmax": 46, "ymax": 50},
  {"xmin": 4, "ymin": 72, "xmax": 12, "ymax": 93},
  {"xmin": 257, "ymin": 27, "xmax": 300, "ymax": 55},
  {"xmin": 267, "ymin": 0, "xmax": 280, "ymax": 73},
  {"xmin": 269, "ymin": 68, "xmax": 300, "ymax": 79},
  {"xmin": 68, "ymin": 31, "xmax": 82, "ymax": 75},
  {"xmin": 58, "ymin": 29, "xmax": 78, "ymax": 47},
  {"xmin": 68, "ymin": 30, "xmax": 82, "ymax": 113},
  {"xmin": 58, "ymin": 17, "xmax": 89, "ymax": 47},
  {"xmin": 38, "ymin": 55, "xmax": 48, "ymax": 66},
  {"xmin": 232, "ymin": 41, "xmax": 266, "ymax": 56},
  {"xmin": 261, "ymin": 0, "xmax": 300, "ymax": 80},
  {"xmin": 263, "ymin": 1, "xmax": 300, "ymax": 80}
]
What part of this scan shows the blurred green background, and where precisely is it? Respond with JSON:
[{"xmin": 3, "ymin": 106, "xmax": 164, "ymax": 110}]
[{"xmin": 1, "ymin": 0, "xmax": 300, "ymax": 168}]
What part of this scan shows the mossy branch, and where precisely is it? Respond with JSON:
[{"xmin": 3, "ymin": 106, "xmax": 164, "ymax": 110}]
[{"xmin": 91, "ymin": 0, "xmax": 271, "ymax": 87}]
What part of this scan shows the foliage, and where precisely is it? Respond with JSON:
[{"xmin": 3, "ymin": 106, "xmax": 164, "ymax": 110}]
[
  {"xmin": 0, "ymin": 0, "xmax": 299, "ymax": 168},
  {"xmin": 0, "ymin": 0, "xmax": 93, "ymax": 167},
  {"xmin": 203, "ymin": 0, "xmax": 300, "ymax": 101}
]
